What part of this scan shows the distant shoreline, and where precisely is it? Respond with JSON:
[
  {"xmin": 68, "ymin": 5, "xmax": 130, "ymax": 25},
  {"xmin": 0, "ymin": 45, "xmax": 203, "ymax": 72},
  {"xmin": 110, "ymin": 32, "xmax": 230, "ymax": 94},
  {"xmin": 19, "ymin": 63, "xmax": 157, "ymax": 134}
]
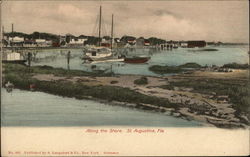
[{"xmin": 2, "ymin": 42, "xmax": 249, "ymax": 51}]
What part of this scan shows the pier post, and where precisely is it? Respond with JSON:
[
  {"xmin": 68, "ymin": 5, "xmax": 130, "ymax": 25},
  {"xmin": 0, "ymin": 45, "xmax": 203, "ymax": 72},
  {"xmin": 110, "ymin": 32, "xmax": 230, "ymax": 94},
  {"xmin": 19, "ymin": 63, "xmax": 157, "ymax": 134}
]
[
  {"xmin": 248, "ymin": 51, "xmax": 250, "ymax": 81},
  {"xmin": 0, "ymin": 0, "xmax": 2, "ymax": 90},
  {"xmin": 27, "ymin": 52, "xmax": 32, "ymax": 67},
  {"xmin": 67, "ymin": 51, "xmax": 71, "ymax": 70},
  {"xmin": 110, "ymin": 64, "xmax": 113, "ymax": 76}
]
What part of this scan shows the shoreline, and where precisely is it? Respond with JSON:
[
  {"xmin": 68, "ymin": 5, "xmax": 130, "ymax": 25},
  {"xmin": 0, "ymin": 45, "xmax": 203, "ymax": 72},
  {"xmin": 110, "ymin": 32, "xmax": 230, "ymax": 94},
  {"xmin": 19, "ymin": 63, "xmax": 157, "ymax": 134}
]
[
  {"xmin": 1, "ymin": 86, "xmax": 207, "ymax": 127},
  {"xmin": 2, "ymin": 63, "xmax": 249, "ymax": 129}
]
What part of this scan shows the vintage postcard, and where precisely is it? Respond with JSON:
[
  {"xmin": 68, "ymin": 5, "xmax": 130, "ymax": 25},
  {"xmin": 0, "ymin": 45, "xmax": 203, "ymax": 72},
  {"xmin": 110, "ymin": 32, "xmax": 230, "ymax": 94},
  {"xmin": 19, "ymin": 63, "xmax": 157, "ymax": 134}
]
[{"xmin": 1, "ymin": 0, "xmax": 249, "ymax": 156}]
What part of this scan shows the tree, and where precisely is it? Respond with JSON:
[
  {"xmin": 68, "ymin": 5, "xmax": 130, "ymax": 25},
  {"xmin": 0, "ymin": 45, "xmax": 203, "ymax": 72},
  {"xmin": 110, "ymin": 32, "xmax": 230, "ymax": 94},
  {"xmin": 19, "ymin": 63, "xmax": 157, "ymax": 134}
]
[
  {"xmin": 103, "ymin": 36, "xmax": 111, "ymax": 40},
  {"xmin": 60, "ymin": 41, "xmax": 66, "ymax": 46},
  {"xmin": 148, "ymin": 37, "xmax": 166, "ymax": 45},
  {"xmin": 120, "ymin": 35, "xmax": 136, "ymax": 43}
]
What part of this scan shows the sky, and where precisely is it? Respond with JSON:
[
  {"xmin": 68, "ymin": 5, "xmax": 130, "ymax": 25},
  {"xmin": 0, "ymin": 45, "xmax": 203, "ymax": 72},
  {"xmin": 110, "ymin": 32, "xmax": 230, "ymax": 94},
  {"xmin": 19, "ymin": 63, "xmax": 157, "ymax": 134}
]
[{"xmin": 1, "ymin": 0, "xmax": 249, "ymax": 43}]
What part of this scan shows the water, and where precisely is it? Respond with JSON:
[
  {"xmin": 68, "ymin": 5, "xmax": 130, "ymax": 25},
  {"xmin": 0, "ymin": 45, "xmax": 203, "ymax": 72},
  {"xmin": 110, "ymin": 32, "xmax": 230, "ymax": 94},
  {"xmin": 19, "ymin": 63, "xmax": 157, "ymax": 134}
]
[
  {"xmin": 1, "ymin": 89, "xmax": 202, "ymax": 127},
  {"xmin": 27, "ymin": 45, "xmax": 249, "ymax": 76},
  {"xmin": 2, "ymin": 45, "xmax": 247, "ymax": 127}
]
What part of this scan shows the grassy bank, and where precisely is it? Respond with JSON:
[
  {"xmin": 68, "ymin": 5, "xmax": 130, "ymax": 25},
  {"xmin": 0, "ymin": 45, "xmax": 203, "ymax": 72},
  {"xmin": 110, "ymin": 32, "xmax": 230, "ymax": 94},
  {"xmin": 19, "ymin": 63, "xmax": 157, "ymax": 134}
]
[
  {"xmin": 4, "ymin": 63, "xmax": 111, "ymax": 77},
  {"xmin": 149, "ymin": 62, "xmax": 202, "ymax": 74},
  {"xmin": 134, "ymin": 76, "xmax": 148, "ymax": 85},
  {"xmin": 3, "ymin": 63, "xmax": 177, "ymax": 109},
  {"xmin": 222, "ymin": 63, "xmax": 249, "ymax": 69},
  {"xmin": 161, "ymin": 78, "xmax": 250, "ymax": 122},
  {"xmin": 149, "ymin": 62, "xmax": 249, "ymax": 74}
]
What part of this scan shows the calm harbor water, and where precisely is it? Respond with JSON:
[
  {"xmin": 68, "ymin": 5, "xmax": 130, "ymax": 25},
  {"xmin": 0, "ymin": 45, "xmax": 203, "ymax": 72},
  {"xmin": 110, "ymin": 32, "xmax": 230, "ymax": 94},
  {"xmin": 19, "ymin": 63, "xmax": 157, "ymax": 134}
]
[
  {"xmin": 2, "ymin": 45, "xmax": 248, "ymax": 127},
  {"xmin": 28, "ymin": 45, "xmax": 249, "ymax": 76},
  {"xmin": 1, "ymin": 88, "xmax": 202, "ymax": 127}
]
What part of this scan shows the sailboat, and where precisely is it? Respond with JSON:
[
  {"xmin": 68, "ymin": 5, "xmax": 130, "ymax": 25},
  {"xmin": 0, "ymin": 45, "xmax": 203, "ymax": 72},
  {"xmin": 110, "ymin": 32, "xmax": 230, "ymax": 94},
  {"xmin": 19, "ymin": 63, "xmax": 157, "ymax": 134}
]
[{"xmin": 82, "ymin": 6, "xmax": 124, "ymax": 63}]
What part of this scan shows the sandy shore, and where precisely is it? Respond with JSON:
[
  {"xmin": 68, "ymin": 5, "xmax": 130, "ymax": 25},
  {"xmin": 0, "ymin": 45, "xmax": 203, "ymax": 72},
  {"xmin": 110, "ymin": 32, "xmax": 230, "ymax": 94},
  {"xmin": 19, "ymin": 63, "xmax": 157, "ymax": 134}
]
[{"xmin": 32, "ymin": 69, "xmax": 249, "ymax": 128}]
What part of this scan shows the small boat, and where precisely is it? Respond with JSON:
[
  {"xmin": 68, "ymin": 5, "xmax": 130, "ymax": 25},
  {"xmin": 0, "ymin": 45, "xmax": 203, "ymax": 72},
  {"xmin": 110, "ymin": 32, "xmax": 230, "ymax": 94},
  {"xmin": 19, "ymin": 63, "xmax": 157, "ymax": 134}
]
[
  {"xmin": 2, "ymin": 51, "xmax": 27, "ymax": 64},
  {"xmin": 124, "ymin": 56, "xmax": 150, "ymax": 63},
  {"xmin": 5, "ymin": 81, "xmax": 14, "ymax": 93},
  {"xmin": 90, "ymin": 58, "xmax": 124, "ymax": 64},
  {"xmin": 173, "ymin": 45, "xmax": 178, "ymax": 49},
  {"xmin": 2, "ymin": 23, "xmax": 27, "ymax": 64},
  {"xmin": 83, "ymin": 47, "xmax": 112, "ymax": 62},
  {"xmin": 2, "ymin": 59, "xmax": 27, "ymax": 64}
]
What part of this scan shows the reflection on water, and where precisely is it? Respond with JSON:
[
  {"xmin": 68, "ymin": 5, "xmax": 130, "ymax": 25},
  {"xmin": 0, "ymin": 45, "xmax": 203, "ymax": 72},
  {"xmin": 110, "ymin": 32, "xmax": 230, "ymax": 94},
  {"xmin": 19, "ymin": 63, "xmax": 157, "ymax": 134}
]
[
  {"xmin": 20, "ymin": 45, "xmax": 249, "ymax": 76},
  {"xmin": 1, "ymin": 89, "xmax": 202, "ymax": 127}
]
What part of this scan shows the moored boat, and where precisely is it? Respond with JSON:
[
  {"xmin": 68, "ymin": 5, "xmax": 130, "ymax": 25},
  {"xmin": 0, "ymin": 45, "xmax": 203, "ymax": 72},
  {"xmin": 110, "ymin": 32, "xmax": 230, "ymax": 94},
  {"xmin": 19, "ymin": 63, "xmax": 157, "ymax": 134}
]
[
  {"xmin": 82, "ymin": 7, "xmax": 122, "ymax": 63},
  {"xmin": 2, "ymin": 51, "xmax": 27, "ymax": 64},
  {"xmin": 124, "ymin": 56, "xmax": 150, "ymax": 63},
  {"xmin": 1, "ymin": 25, "xmax": 27, "ymax": 64},
  {"xmin": 83, "ymin": 47, "xmax": 112, "ymax": 62}
]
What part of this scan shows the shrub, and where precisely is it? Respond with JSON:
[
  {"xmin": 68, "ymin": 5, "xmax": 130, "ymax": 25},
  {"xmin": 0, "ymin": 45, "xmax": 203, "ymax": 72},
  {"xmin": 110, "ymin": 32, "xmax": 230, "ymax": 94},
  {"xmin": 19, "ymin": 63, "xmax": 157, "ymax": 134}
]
[
  {"xmin": 178, "ymin": 63, "xmax": 202, "ymax": 68},
  {"xmin": 149, "ymin": 65, "xmax": 185, "ymax": 74},
  {"xmin": 110, "ymin": 80, "xmax": 118, "ymax": 84},
  {"xmin": 222, "ymin": 63, "xmax": 249, "ymax": 69},
  {"xmin": 134, "ymin": 77, "xmax": 148, "ymax": 85}
]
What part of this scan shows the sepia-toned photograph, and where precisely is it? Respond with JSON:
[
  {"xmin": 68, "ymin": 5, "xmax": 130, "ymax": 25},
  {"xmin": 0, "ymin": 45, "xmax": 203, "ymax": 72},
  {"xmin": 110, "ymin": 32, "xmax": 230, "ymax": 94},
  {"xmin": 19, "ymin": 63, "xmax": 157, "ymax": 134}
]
[{"xmin": 1, "ymin": 0, "xmax": 249, "ymax": 156}]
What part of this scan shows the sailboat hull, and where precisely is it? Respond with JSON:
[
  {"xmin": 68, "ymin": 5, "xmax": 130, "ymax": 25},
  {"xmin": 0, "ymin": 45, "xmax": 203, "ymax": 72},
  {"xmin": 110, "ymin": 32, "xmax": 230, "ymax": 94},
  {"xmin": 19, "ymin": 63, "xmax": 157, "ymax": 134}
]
[
  {"xmin": 124, "ymin": 57, "xmax": 150, "ymax": 63},
  {"xmin": 2, "ymin": 60, "xmax": 27, "ymax": 64}
]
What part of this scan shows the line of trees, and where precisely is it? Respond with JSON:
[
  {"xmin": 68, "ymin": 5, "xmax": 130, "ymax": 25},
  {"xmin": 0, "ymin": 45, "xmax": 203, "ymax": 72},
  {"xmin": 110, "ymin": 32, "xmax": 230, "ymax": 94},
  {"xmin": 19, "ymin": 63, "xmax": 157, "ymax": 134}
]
[
  {"xmin": 4, "ymin": 31, "xmax": 167, "ymax": 45},
  {"xmin": 4, "ymin": 31, "xmax": 59, "ymax": 40}
]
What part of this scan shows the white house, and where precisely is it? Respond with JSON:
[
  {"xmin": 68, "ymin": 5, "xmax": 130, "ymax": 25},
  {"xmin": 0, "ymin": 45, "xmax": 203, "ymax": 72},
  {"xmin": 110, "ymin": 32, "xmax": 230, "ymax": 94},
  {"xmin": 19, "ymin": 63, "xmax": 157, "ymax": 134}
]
[
  {"xmin": 46, "ymin": 40, "xmax": 52, "ymax": 46},
  {"xmin": 35, "ymin": 39, "xmax": 49, "ymax": 47},
  {"xmin": 180, "ymin": 42, "xmax": 188, "ymax": 48},
  {"xmin": 12, "ymin": 36, "xmax": 24, "ymax": 42},
  {"xmin": 67, "ymin": 38, "xmax": 87, "ymax": 47},
  {"xmin": 35, "ymin": 39, "xmax": 46, "ymax": 43}
]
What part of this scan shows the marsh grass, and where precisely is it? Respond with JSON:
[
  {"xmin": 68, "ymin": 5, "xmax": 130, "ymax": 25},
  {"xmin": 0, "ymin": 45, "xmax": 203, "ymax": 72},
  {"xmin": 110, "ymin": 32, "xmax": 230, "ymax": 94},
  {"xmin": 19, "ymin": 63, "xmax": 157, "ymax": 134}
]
[
  {"xmin": 3, "ymin": 63, "xmax": 111, "ymax": 77},
  {"xmin": 3, "ymin": 63, "xmax": 177, "ymax": 109},
  {"xmin": 134, "ymin": 76, "xmax": 148, "ymax": 85},
  {"xmin": 222, "ymin": 63, "xmax": 249, "ymax": 69},
  {"xmin": 149, "ymin": 62, "xmax": 249, "ymax": 74},
  {"xmin": 162, "ymin": 78, "xmax": 250, "ymax": 121},
  {"xmin": 149, "ymin": 62, "xmax": 202, "ymax": 74}
]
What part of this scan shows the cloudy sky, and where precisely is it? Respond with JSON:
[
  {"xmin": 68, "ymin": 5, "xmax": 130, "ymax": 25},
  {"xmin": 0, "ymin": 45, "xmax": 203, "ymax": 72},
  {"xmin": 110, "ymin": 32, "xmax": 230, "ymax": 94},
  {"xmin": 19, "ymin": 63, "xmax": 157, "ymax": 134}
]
[{"xmin": 1, "ymin": 0, "xmax": 249, "ymax": 43}]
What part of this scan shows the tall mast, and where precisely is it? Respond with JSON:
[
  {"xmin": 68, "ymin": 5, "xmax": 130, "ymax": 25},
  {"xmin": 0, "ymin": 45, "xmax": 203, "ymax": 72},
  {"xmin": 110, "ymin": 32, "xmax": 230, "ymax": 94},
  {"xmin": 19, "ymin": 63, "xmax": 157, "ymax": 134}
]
[
  {"xmin": 2, "ymin": 26, "xmax": 4, "ymax": 48},
  {"xmin": 111, "ymin": 14, "xmax": 114, "ymax": 51},
  {"xmin": 98, "ymin": 6, "xmax": 102, "ymax": 46},
  {"xmin": 11, "ymin": 23, "xmax": 14, "ymax": 42},
  {"xmin": 11, "ymin": 23, "xmax": 14, "ymax": 52},
  {"xmin": 0, "ymin": 1, "xmax": 2, "ymax": 91}
]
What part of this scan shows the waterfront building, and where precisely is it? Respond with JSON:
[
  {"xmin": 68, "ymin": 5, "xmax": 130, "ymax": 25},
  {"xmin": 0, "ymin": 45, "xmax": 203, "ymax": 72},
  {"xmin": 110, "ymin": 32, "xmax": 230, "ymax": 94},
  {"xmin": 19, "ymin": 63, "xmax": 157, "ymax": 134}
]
[
  {"xmin": 46, "ymin": 40, "xmax": 52, "ymax": 46},
  {"xmin": 144, "ymin": 39, "xmax": 150, "ymax": 46},
  {"xmin": 52, "ymin": 40, "xmax": 60, "ymax": 47},
  {"xmin": 12, "ymin": 36, "xmax": 24, "ymax": 42},
  {"xmin": 59, "ymin": 36, "xmax": 66, "ymax": 44},
  {"xmin": 67, "ymin": 38, "xmax": 87, "ymax": 47},
  {"xmin": 65, "ymin": 34, "xmax": 87, "ymax": 47},
  {"xmin": 100, "ymin": 38, "xmax": 111, "ymax": 47},
  {"xmin": 127, "ymin": 39, "xmax": 136, "ymax": 45},
  {"xmin": 112, "ymin": 38, "xmax": 120, "ymax": 48},
  {"xmin": 23, "ymin": 40, "xmax": 37, "ymax": 47},
  {"xmin": 180, "ymin": 41, "xmax": 188, "ymax": 48},
  {"xmin": 9, "ymin": 36, "xmax": 24, "ymax": 47},
  {"xmin": 35, "ymin": 39, "xmax": 49, "ymax": 47}
]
